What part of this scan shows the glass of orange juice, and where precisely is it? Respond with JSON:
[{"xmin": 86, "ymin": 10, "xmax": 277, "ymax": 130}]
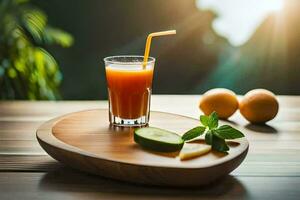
[{"xmin": 104, "ymin": 55, "xmax": 155, "ymax": 126}]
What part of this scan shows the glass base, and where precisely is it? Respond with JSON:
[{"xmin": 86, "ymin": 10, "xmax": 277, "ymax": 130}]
[{"xmin": 109, "ymin": 114, "xmax": 149, "ymax": 127}]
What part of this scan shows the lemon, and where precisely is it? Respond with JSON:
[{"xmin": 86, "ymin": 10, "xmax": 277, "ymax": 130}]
[
  {"xmin": 179, "ymin": 143, "xmax": 211, "ymax": 160},
  {"xmin": 199, "ymin": 88, "xmax": 239, "ymax": 119},
  {"xmin": 239, "ymin": 89, "xmax": 279, "ymax": 123}
]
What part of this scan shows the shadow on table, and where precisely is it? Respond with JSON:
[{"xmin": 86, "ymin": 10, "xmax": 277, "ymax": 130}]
[
  {"xmin": 38, "ymin": 166, "xmax": 248, "ymax": 198},
  {"xmin": 245, "ymin": 123, "xmax": 278, "ymax": 134},
  {"xmin": 221, "ymin": 119, "xmax": 239, "ymax": 126}
]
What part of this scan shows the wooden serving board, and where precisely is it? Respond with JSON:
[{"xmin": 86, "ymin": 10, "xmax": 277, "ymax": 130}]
[{"xmin": 36, "ymin": 109, "xmax": 248, "ymax": 187}]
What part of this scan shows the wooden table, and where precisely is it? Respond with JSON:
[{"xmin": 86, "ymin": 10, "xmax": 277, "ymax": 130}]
[{"xmin": 0, "ymin": 95, "xmax": 299, "ymax": 200}]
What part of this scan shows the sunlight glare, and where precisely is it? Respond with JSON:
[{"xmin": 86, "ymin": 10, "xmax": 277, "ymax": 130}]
[
  {"xmin": 196, "ymin": 0, "xmax": 284, "ymax": 46},
  {"xmin": 268, "ymin": 0, "xmax": 284, "ymax": 11}
]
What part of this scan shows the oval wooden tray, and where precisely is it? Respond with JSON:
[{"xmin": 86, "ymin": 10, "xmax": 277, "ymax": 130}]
[{"xmin": 36, "ymin": 109, "xmax": 248, "ymax": 187}]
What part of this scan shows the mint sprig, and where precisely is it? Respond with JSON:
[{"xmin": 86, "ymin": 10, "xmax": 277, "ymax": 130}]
[
  {"xmin": 214, "ymin": 125, "xmax": 244, "ymax": 139},
  {"xmin": 182, "ymin": 111, "xmax": 245, "ymax": 152},
  {"xmin": 200, "ymin": 112, "xmax": 218, "ymax": 129},
  {"xmin": 181, "ymin": 126, "xmax": 206, "ymax": 141}
]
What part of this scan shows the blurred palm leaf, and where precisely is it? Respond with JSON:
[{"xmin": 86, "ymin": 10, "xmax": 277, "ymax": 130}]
[
  {"xmin": 43, "ymin": 27, "xmax": 74, "ymax": 47},
  {"xmin": 0, "ymin": 0, "xmax": 73, "ymax": 100},
  {"xmin": 22, "ymin": 8, "xmax": 47, "ymax": 43}
]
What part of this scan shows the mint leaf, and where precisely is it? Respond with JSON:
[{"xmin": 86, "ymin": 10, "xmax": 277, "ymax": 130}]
[
  {"xmin": 208, "ymin": 111, "xmax": 218, "ymax": 129},
  {"xmin": 211, "ymin": 133, "xmax": 229, "ymax": 152},
  {"xmin": 205, "ymin": 130, "xmax": 213, "ymax": 145},
  {"xmin": 200, "ymin": 115, "xmax": 209, "ymax": 127},
  {"xmin": 187, "ymin": 111, "xmax": 245, "ymax": 153},
  {"xmin": 215, "ymin": 125, "xmax": 245, "ymax": 139},
  {"xmin": 182, "ymin": 126, "xmax": 206, "ymax": 141}
]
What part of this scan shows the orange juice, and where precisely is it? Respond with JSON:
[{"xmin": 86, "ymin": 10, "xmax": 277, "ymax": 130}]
[{"xmin": 106, "ymin": 66, "xmax": 153, "ymax": 119}]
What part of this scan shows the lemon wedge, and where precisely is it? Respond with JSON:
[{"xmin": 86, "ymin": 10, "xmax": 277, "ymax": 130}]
[{"xmin": 179, "ymin": 143, "xmax": 211, "ymax": 160}]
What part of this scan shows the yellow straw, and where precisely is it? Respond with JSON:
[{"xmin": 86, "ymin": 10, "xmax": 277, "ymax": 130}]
[{"xmin": 143, "ymin": 30, "xmax": 176, "ymax": 68}]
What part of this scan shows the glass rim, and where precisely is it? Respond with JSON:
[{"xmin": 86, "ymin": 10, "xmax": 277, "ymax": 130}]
[{"xmin": 103, "ymin": 55, "xmax": 155, "ymax": 65}]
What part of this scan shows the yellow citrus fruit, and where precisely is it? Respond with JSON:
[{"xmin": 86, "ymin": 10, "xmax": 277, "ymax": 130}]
[
  {"xmin": 239, "ymin": 89, "xmax": 279, "ymax": 124},
  {"xmin": 199, "ymin": 88, "xmax": 239, "ymax": 119}
]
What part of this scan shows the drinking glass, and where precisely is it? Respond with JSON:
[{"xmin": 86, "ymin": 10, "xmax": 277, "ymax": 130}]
[{"xmin": 104, "ymin": 56, "xmax": 155, "ymax": 126}]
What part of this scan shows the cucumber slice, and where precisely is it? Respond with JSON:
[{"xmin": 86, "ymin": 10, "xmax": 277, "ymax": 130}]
[
  {"xmin": 179, "ymin": 143, "xmax": 211, "ymax": 160},
  {"xmin": 134, "ymin": 127, "xmax": 184, "ymax": 152}
]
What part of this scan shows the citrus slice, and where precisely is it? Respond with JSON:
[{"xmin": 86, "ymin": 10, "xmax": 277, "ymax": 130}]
[{"xmin": 179, "ymin": 143, "xmax": 211, "ymax": 160}]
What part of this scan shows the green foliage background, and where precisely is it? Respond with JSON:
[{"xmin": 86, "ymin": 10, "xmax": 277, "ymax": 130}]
[{"xmin": 0, "ymin": 0, "xmax": 73, "ymax": 100}]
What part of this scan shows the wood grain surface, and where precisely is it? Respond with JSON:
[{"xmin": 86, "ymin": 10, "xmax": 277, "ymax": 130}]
[
  {"xmin": 36, "ymin": 109, "xmax": 248, "ymax": 186},
  {"xmin": 1, "ymin": 95, "xmax": 300, "ymax": 199}
]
